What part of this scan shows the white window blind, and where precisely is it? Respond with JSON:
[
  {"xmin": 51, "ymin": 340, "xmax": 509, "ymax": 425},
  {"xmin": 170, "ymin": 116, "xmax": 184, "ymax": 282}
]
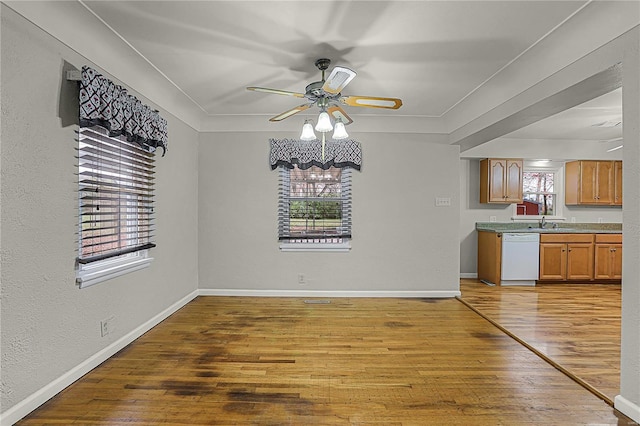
[
  {"xmin": 278, "ymin": 165, "xmax": 352, "ymax": 244},
  {"xmin": 77, "ymin": 126, "xmax": 156, "ymax": 264}
]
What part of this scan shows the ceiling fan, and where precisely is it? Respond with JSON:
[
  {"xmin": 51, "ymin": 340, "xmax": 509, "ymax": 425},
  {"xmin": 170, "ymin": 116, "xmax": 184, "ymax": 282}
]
[{"xmin": 247, "ymin": 58, "xmax": 403, "ymax": 126}]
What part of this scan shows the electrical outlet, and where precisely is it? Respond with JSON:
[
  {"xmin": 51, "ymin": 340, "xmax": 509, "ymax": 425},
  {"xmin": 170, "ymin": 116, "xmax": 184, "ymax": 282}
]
[
  {"xmin": 100, "ymin": 316, "xmax": 114, "ymax": 337},
  {"xmin": 598, "ymin": 218, "xmax": 603, "ymax": 223},
  {"xmin": 298, "ymin": 274, "xmax": 306, "ymax": 285},
  {"xmin": 490, "ymin": 216, "xmax": 497, "ymax": 222},
  {"xmin": 571, "ymin": 217, "xmax": 576, "ymax": 223}
]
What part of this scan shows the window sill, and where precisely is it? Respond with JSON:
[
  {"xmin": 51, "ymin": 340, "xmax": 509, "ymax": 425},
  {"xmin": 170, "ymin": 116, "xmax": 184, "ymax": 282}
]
[
  {"xmin": 511, "ymin": 216, "xmax": 566, "ymax": 221},
  {"xmin": 279, "ymin": 242, "xmax": 351, "ymax": 252},
  {"xmin": 76, "ymin": 253, "xmax": 153, "ymax": 288}
]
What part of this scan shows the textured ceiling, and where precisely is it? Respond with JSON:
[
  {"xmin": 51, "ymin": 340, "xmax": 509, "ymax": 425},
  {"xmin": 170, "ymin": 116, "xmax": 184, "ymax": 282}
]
[
  {"xmin": 505, "ymin": 88, "xmax": 622, "ymax": 141},
  {"xmin": 82, "ymin": 0, "xmax": 593, "ymax": 125}
]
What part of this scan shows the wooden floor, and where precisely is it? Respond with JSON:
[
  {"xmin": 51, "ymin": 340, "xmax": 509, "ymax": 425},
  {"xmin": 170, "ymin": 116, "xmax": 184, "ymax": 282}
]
[
  {"xmin": 459, "ymin": 279, "xmax": 622, "ymax": 404},
  {"xmin": 18, "ymin": 296, "xmax": 633, "ymax": 425}
]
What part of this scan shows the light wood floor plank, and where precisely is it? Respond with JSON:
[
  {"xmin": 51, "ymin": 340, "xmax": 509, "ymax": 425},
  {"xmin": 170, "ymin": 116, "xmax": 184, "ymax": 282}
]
[
  {"xmin": 459, "ymin": 279, "xmax": 621, "ymax": 404},
  {"xmin": 17, "ymin": 296, "xmax": 632, "ymax": 425}
]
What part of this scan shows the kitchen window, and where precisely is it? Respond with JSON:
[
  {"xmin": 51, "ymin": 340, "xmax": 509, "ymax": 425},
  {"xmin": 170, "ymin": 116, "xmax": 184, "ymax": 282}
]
[
  {"xmin": 516, "ymin": 169, "xmax": 559, "ymax": 218},
  {"xmin": 278, "ymin": 165, "xmax": 352, "ymax": 251}
]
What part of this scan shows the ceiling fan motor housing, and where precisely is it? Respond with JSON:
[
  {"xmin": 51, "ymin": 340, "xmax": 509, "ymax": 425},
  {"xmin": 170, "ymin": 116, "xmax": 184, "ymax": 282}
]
[{"xmin": 305, "ymin": 81, "xmax": 325, "ymax": 97}]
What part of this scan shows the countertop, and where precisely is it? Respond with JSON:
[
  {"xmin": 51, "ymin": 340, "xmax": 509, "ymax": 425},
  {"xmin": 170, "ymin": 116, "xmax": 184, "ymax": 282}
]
[{"xmin": 476, "ymin": 222, "xmax": 622, "ymax": 234}]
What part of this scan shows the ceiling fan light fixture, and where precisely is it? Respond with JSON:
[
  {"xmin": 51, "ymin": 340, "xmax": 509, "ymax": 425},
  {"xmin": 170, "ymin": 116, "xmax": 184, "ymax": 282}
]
[
  {"xmin": 315, "ymin": 111, "xmax": 333, "ymax": 133},
  {"xmin": 332, "ymin": 118, "xmax": 349, "ymax": 140},
  {"xmin": 300, "ymin": 119, "xmax": 316, "ymax": 141}
]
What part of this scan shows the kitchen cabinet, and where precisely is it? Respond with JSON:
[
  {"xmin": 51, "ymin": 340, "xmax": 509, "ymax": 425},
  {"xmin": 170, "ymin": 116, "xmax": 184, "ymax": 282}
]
[
  {"xmin": 594, "ymin": 234, "xmax": 622, "ymax": 279},
  {"xmin": 565, "ymin": 160, "xmax": 621, "ymax": 206},
  {"xmin": 614, "ymin": 160, "xmax": 623, "ymax": 205},
  {"xmin": 477, "ymin": 230, "xmax": 502, "ymax": 285},
  {"xmin": 479, "ymin": 158, "xmax": 523, "ymax": 204},
  {"xmin": 539, "ymin": 234, "xmax": 594, "ymax": 281}
]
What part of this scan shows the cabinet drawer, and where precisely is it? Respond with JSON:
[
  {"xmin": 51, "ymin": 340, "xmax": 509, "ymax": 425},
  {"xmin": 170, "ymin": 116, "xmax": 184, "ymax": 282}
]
[
  {"xmin": 595, "ymin": 234, "xmax": 622, "ymax": 244},
  {"xmin": 540, "ymin": 234, "xmax": 594, "ymax": 243}
]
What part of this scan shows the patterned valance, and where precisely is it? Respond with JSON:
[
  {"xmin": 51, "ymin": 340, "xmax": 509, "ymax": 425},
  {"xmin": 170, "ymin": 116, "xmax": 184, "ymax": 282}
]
[
  {"xmin": 79, "ymin": 66, "xmax": 168, "ymax": 156},
  {"xmin": 269, "ymin": 138, "xmax": 362, "ymax": 171}
]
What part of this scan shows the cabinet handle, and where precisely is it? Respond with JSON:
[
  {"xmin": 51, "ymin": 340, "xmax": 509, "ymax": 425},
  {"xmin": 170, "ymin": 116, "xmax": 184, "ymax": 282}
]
[{"xmin": 568, "ymin": 248, "xmax": 572, "ymax": 252}]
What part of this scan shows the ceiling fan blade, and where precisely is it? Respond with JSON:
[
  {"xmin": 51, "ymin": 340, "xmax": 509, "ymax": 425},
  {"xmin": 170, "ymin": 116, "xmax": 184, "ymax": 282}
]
[
  {"xmin": 247, "ymin": 86, "xmax": 306, "ymax": 98},
  {"xmin": 342, "ymin": 95, "xmax": 403, "ymax": 109},
  {"xmin": 327, "ymin": 105, "xmax": 353, "ymax": 125},
  {"xmin": 322, "ymin": 66, "xmax": 357, "ymax": 95},
  {"xmin": 269, "ymin": 104, "xmax": 312, "ymax": 122}
]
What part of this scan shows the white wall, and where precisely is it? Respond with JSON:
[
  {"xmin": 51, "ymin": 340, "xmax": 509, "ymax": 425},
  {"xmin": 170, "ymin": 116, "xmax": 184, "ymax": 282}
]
[
  {"xmin": 198, "ymin": 132, "xmax": 460, "ymax": 295},
  {"xmin": 0, "ymin": 6, "xmax": 199, "ymax": 418}
]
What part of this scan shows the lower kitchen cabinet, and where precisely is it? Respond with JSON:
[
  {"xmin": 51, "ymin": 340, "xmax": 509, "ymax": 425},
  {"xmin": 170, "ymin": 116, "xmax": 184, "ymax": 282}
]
[
  {"xmin": 539, "ymin": 234, "xmax": 594, "ymax": 281},
  {"xmin": 594, "ymin": 234, "xmax": 623, "ymax": 279},
  {"xmin": 477, "ymin": 229, "xmax": 622, "ymax": 284},
  {"xmin": 477, "ymin": 231, "xmax": 502, "ymax": 285}
]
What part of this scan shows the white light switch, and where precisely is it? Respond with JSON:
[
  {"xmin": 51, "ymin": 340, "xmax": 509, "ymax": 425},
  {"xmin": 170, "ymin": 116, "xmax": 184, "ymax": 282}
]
[{"xmin": 435, "ymin": 197, "xmax": 451, "ymax": 207}]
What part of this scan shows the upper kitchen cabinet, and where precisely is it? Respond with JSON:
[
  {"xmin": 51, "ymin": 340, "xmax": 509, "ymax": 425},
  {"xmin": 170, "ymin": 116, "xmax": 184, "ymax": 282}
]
[
  {"xmin": 565, "ymin": 160, "xmax": 622, "ymax": 206},
  {"xmin": 614, "ymin": 160, "xmax": 622, "ymax": 206},
  {"xmin": 479, "ymin": 158, "xmax": 523, "ymax": 204}
]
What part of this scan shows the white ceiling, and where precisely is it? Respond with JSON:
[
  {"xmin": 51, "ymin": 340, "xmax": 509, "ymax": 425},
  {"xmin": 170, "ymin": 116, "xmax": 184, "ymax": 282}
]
[
  {"xmin": 81, "ymin": 0, "xmax": 597, "ymax": 129},
  {"xmin": 504, "ymin": 87, "xmax": 622, "ymax": 142}
]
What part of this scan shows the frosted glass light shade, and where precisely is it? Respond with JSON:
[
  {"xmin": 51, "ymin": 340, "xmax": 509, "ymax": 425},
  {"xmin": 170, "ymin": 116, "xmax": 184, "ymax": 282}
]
[
  {"xmin": 315, "ymin": 111, "xmax": 333, "ymax": 132},
  {"xmin": 300, "ymin": 120, "xmax": 316, "ymax": 141},
  {"xmin": 332, "ymin": 120, "xmax": 349, "ymax": 140}
]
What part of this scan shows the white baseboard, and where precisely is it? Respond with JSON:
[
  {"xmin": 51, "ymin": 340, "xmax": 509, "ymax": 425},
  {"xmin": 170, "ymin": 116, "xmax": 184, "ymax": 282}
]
[
  {"xmin": 198, "ymin": 289, "xmax": 461, "ymax": 298},
  {"xmin": 615, "ymin": 394, "xmax": 640, "ymax": 423},
  {"xmin": 460, "ymin": 273, "xmax": 478, "ymax": 279},
  {"xmin": 0, "ymin": 290, "xmax": 198, "ymax": 426}
]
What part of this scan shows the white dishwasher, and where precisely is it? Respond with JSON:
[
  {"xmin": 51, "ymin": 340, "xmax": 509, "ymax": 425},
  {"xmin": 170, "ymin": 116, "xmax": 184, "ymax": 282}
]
[{"xmin": 501, "ymin": 232, "xmax": 540, "ymax": 286}]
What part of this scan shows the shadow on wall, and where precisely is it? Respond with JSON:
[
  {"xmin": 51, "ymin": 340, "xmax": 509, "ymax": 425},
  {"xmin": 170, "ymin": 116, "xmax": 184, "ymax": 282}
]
[{"xmin": 59, "ymin": 60, "xmax": 80, "ymax": 128}]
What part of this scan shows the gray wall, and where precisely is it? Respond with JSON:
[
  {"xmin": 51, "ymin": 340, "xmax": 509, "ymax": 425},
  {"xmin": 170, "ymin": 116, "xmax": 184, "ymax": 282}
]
[
  {"xmin": 198, "ymin": 132, "xmax": 461, "ymax": 294},
  {"xmin": 1, "ymin": 7, "xmax": 200, "ymax": 411}
]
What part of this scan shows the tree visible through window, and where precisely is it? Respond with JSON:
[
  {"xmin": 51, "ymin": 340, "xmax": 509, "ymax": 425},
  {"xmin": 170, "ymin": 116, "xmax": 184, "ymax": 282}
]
[
  {"xmin": 517, "ymin": 171, "xmax": 555, "ymax": 216},
  {"xmin": 278, "ymin": 165, "xmax": 352, "ymax": 244}
]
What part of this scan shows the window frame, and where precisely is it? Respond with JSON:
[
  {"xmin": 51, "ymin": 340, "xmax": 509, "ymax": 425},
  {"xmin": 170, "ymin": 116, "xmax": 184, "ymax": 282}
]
[
  {"xmin": 512, "ymin": 165, "xmax": 565, "ymax": 221},
  {"xmin": 278, "ymin": 165, "xmax": 352, "ymax": 252},
  {"xmin": 75, "ymin": 126, "xmax": 156, "ymax": 288}
]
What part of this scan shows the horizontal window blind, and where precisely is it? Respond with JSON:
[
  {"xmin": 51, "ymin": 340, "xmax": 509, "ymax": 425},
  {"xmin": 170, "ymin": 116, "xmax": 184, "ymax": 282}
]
[
  {"xmin": 278, "ymin": 165, "xmax": 352, "ymax": 243},
  {"xmin": 77, "ymin": 126, "xmax": 156, "ymax": 264}
]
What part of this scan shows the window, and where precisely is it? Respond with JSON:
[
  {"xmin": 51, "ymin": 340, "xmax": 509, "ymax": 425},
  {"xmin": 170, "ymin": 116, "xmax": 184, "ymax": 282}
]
[
  {"xmin": 278, "ymin": 165, "xmax": 352, "ymax": 251},
  {"xmin": 517, "ymin": 170, "xmax": 557, "ymax": 216},
  {"xmin": 76, "ymin": 126, "xmax": 156, "ymax": 287}
]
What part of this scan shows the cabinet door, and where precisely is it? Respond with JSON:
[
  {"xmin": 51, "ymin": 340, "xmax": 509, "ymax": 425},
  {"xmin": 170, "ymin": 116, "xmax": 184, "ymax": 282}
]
[
  {"xmin": 505, "ymin": 160, "xmax": 523, "ymax": 203},
  {"xmin": 594, "ymin": 243, "xmax": 623, "ymax": 279},
  {"xmin": 579, "ymin": 161, "xmax": 598, "ymax": 203},
  {"xmin": 566, "ymin": 243, "xmax": 594, "ymax": 280},
  {"xmin": 611, "ymin": 244, "xmax": 622, "ymax": 279},
  {"xmin": 488, "ymin": 159, "xmax": 507, "ymax": 202},
  {"xmin": 614, "ymin": 161, "xmax": 623, "ymax": 205},
  {"xmin": 539, "ymin": 243, "xmax": 567, "ymax": 280},
  {"xmin": 595, "ymin": 161, "xmax": 614, "ymax": 204},
  {"xmin": 477, "ymin": 231, "xmax": 502, "ymax": 285},
  {"xmin": 594, "ymin": 244, "xmax": 613, "ymax": 279}
]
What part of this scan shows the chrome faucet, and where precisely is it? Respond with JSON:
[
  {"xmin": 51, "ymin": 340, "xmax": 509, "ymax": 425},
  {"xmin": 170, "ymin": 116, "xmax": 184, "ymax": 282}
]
[{"xmin": 539, "ymin": 216, "xmax": 546, "ymax": 229}]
